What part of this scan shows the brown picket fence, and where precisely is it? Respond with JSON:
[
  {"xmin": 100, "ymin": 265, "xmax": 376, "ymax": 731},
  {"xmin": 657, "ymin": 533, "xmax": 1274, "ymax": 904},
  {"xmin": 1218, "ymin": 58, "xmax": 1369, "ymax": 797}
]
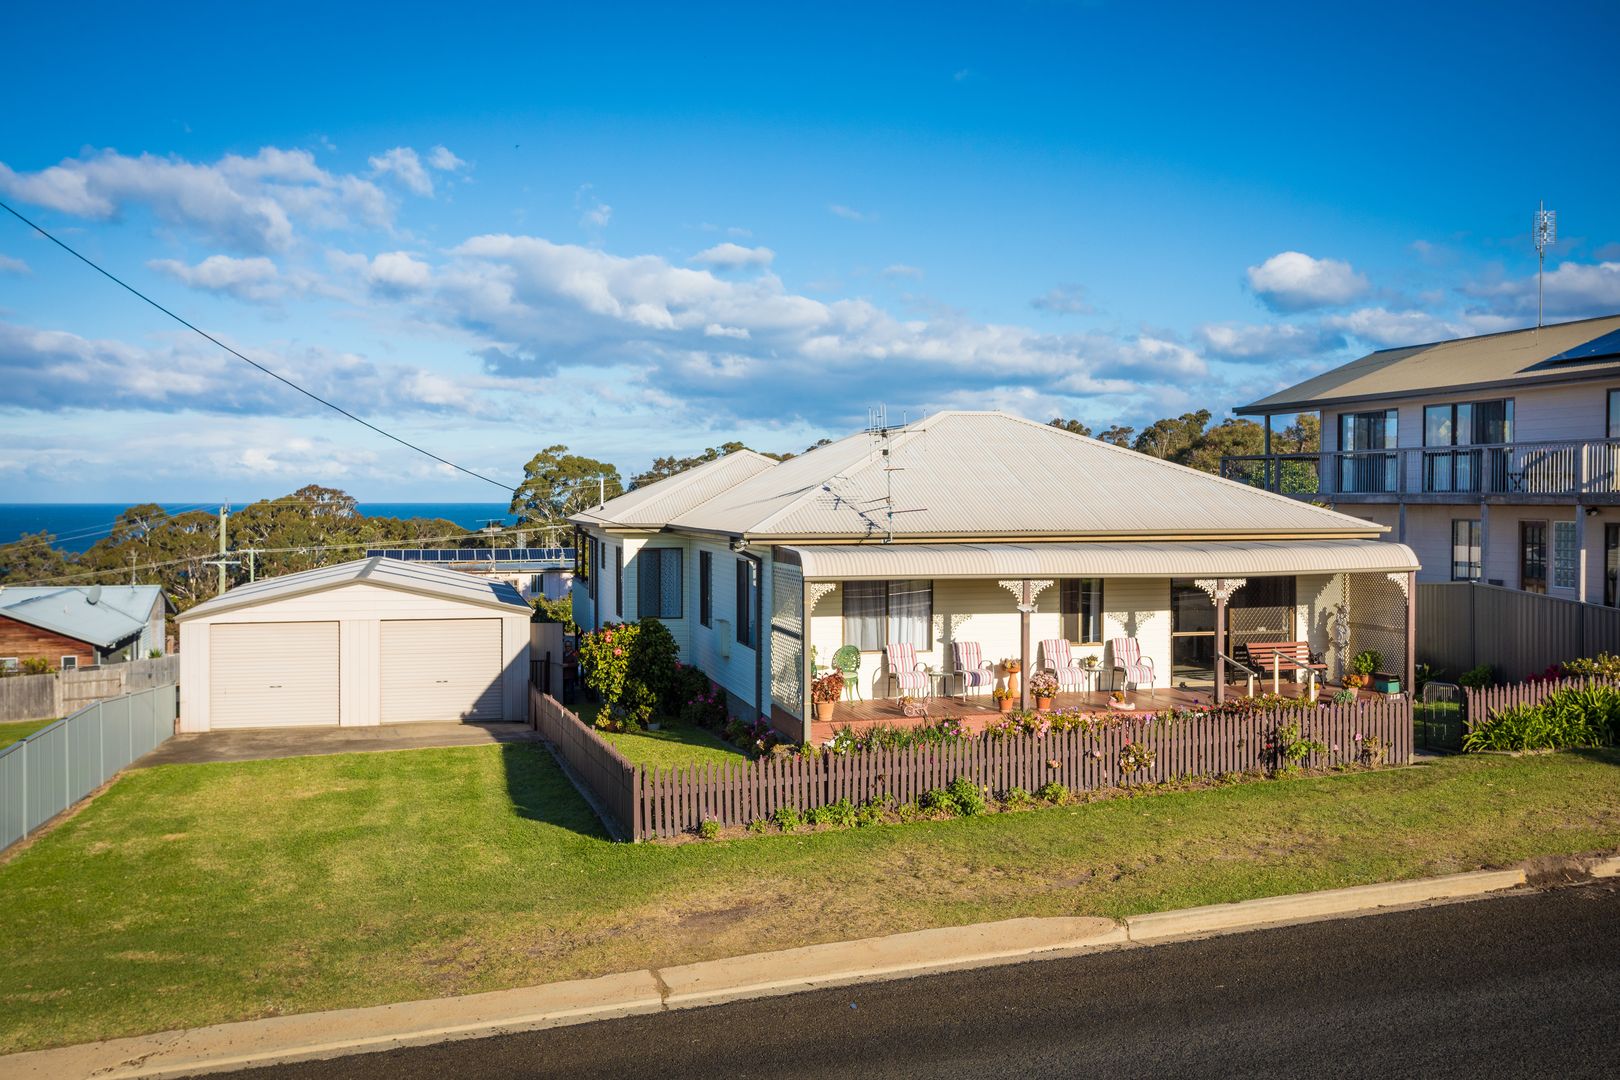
[
  {"xmin": 533, "ymin": 688, "xmax": 1413, "ymax": 841},
  {"xmin": 1464, "ymin": 677, "xmax": 1620, "ymax": 730}
]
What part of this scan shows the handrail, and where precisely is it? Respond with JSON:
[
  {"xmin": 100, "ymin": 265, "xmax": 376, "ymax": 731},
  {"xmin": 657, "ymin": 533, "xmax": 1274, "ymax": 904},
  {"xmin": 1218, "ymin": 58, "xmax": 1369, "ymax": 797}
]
[{"xmin": 1218, "ymin": 651, "xmax": 1260, "ymax": 679}]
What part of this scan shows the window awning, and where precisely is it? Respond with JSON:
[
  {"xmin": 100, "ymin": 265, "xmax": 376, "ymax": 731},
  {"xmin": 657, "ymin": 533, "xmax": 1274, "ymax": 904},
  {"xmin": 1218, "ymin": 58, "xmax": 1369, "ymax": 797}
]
[{"xmin": 780, "ymin": 539, "xmax": 1420, "ymax": 580}]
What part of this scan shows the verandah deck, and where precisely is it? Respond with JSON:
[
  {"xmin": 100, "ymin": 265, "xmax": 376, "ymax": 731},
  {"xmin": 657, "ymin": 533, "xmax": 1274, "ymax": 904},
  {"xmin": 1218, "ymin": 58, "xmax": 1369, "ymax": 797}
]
[{"xmin": 810, "ymin": 680, "xmax": 1319, "ymax": 741}]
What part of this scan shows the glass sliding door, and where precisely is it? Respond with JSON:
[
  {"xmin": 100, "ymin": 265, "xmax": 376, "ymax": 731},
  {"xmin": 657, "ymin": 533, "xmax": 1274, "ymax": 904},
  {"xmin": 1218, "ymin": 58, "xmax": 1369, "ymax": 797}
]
[
  {"xmin": 1338, "ymin": 410, "xmax": 1397, "ymax": 493},
  {"xmin": 1170, "ymin": 580, "xmax": 1215, "ymax": 685},
  {"xmin": 1520, "ymin": 521, "xmax": 1548, "ymax": 595}
]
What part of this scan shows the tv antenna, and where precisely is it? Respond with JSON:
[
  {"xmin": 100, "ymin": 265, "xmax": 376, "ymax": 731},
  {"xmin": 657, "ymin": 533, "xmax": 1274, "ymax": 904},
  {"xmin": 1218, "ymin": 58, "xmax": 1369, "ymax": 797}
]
[
  {"xmin": 1533, "ymin": 201, "xmax": 1556, "ymax": 329},
  {"xmin": 863, "ymin": 405, "xmax": 929, "ymax": 543}
]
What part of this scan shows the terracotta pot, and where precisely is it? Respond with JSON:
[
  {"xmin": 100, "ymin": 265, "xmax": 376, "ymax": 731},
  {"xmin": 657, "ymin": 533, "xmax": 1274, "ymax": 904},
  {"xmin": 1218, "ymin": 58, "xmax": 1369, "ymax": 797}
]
[
  {"xmin": 813, "ymin": 700, "xmax": 837, "ymax": 723},
  {"xmin": 996, "ymin": 697, "xmax": 1015, "ymax": 714},
  {"xmin": 1035, "ymin": 695, "xmax": 1054, "ymax": 712}
]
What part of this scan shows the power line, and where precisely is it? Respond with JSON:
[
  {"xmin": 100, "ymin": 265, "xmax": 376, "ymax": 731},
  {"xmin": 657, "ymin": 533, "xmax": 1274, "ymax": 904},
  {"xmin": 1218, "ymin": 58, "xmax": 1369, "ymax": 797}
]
[
  {"xmin": 0, "ymin": 198, "xmax": 519, "ymax": 494},
  {"xmin": 2, "ymin": 525, "xmax": 564, "ymax": 587}
]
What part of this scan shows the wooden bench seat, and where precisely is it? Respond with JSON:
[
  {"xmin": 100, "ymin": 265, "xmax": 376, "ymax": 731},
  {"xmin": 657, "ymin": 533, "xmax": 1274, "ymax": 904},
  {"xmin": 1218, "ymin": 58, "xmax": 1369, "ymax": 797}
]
[{"xmin": 1243, "ymin": 641, "xmax": 1327, "ymax": 696}]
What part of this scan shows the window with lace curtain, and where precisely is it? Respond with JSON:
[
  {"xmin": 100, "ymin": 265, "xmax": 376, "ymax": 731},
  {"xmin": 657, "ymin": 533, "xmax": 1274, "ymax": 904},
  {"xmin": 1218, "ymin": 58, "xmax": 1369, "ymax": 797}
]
[
  {"xmin": 638, "ymin": 548, "xmax": 683, "ymax": 618},
  {"xmin": 841, "ymin": 579, "xmax": 933, "ymax": 651}
]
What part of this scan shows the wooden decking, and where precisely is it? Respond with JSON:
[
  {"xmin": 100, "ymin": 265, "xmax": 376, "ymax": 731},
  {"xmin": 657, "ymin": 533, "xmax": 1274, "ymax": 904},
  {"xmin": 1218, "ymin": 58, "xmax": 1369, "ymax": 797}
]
[{"xmin": 810, "ymin": 680, "xmax": 1318, "ymax": 742}]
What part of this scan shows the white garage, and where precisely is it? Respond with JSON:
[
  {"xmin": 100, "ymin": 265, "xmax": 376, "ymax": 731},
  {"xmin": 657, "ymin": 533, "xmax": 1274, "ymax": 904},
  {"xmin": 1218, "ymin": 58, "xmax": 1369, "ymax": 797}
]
[{"xmin": 177, "ymin": 557, "xmax": 532, "ymax": 732}]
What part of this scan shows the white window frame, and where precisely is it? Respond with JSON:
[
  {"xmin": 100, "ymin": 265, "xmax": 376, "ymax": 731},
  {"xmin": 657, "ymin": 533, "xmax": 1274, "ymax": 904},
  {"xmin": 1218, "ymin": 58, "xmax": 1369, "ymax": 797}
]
[{"xmin": 60, "ymin": 656, "xmax": 78, "ymax": 671}]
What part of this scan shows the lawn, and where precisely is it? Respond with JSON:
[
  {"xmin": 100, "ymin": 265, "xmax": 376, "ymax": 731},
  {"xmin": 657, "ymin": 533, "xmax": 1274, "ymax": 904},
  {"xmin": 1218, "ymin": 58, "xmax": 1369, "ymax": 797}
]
[
  {"xmin": 2, "ymin": 746, "xmax": 1618, "ymax": 1054},
  {"xmin": 0, "ymin": 718, "xmax": 60, "ymax": 748},
  {"xmin": 572, "ymin": 700, "xmax": 747, "ymax": 770}
]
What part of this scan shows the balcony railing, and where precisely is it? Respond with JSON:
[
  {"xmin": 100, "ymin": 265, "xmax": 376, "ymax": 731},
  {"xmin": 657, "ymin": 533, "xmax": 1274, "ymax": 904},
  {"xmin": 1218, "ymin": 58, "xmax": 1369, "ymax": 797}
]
[{"xmin": 1220, "ymin": 439, "xmax": 1620, "ymax": 501}]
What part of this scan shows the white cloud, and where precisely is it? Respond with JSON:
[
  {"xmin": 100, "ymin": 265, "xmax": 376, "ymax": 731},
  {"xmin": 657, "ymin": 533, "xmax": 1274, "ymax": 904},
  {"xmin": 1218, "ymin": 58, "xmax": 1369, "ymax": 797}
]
[
  {"xmin": 690, "ymin": 242, "xmax": 775, "ymax": 270},
  {"xmin": 1030, "ymin": 283, "xmax": 1093, "ymax": 315},
  {"xmin": 1321, "ymin": 307, "xmax": 1465, "ymax": 347},
  {"xmin": 0, "ymin": 254, "xmax": 29, "ymax": 274},
  {"xmin": 883, "ymin": 264, "xmax": 924, "ymax": 280},
  {"xmin": 148, "ymin": 254, "xmax": 285, "ymax": 302},
  {"xmin": 368, "ymin": 147, "xmax": 434, "ymax": 196},
  {"xmin": 829, "ymin": 203, "xmax": 875, "ymax": 222},
  {"xmin": 0, "ymin": 320, "xmax": 508, "ymax": 417},
  {"xmin": 1246, "ymin": 251, "xmax": 1370, "ymax": 312},
  {"xmin": 576, "ymin": 185, "xmax": 612, "ymax": 229},
  {"xmin": 427, "ymin": 146, "xmax": 467, "ymax": 172},
  {"xmin": 1461, "ymin": 260, "xmax": 1620, "ymax": 320},
  {"xmin": 1197, "ymin": 320, "xmax": 1346, "ymax": 361},
  {"xmin": 0, "ymin": 147, "xmax": 398, "ymax": 252},
  {"xmin": 329, "ymin": 249, "xmax": 432, "ymax": 295}
]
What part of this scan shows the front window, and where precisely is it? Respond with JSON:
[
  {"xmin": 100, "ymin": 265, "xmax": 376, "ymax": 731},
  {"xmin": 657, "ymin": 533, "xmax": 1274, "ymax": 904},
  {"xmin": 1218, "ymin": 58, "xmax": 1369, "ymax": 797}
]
[
  {"xmin": 734, "ymin": 558, "xmax": 758, "ymax": 648},
  {"xmin": 699, "ymin": 551, "xmax": 713, "ymax": 627},
  {"xmin": 60, "ymin": 656, "xmax": 78, "ymax": 670},
  {"xmin": 1552, "ymin": 521, "xmax": 1578, "ymax": 591},
  {"xmin": 1060, "ymin": 579, "xmax": 1104, "ymax": 644},
  {"xmin": 840, "ymin": 579, "xmax": 934, "ymax": 652},
  {"xmin": 1422, "ymin": 399, "xmax": 1512, "ymax": 492},
  {"xmin": 1608, "ymin": 390, "xmax": 1620, "ymax": 439},
  {"xmin": 1606, "ymin": 525, "xmax": 1618, "ymax": 607},
  {"xmin": 637, "ymin": 548, "xmax": 684, "ymax": 618},
  {"xmin": 1451, "ymin": 520, "xmax": 1482, "ymax": 581}
]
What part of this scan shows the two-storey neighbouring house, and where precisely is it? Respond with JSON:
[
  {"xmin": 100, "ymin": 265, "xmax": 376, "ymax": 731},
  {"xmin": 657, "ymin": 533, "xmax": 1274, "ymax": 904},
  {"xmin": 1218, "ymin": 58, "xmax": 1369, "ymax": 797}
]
[{"xmin": 1224, "ymin": 314, "xmax": 1620, "ymax": 605}]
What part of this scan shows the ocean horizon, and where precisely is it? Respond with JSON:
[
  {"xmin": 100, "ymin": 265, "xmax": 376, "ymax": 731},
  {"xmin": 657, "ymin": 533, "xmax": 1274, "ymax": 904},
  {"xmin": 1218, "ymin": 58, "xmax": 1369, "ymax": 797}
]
[{"xmin": 0, "ymin": 503, "xmax": 518, "ymax": 553}]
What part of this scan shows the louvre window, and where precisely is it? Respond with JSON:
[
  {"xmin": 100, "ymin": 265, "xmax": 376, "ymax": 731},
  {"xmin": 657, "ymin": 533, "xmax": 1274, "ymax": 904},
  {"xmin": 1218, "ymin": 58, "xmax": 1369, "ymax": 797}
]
[{"xmin": 638, "ymin": 549, "xmax": 684, "ymax": 618}]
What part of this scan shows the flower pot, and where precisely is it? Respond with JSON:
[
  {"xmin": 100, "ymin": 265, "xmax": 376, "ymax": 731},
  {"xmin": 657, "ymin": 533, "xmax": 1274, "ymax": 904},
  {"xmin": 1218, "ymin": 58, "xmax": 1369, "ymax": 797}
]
[
  {"xmin": 1035, "ymin": 696, "xmax": 1054, "ymax": 712},
  {"xmin": 813, "ymin": 700, "xmax": 837, "ymax": 723},
  {"xmin": 996, "ymin": 697, "xmax": 1014, "ymax": 714}
]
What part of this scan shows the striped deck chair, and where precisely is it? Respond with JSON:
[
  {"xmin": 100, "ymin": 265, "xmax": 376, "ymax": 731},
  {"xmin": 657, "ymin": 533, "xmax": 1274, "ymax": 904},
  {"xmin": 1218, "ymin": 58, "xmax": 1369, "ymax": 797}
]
[
  {"xmin": 884, "ymin": 641, "xmax": 932, "ymax": 697},
  {"xmin": 1109, "ymin": 637, "xmax": 1156, "ymax": 698},
  {"xmin": 951, "ymin": 641, "xmax": 994, "ymax": 696},
  {"xmin": 1040, "ymin": 638, "xmax": 1089, "ymax": 692}
]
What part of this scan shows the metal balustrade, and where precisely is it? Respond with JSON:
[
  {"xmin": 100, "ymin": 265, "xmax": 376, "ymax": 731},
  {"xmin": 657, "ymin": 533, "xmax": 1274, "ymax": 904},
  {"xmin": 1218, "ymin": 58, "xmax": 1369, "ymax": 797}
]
[{"xmin": 1221, "ymin": 439, "xmax": 1620, "ymax": 501}]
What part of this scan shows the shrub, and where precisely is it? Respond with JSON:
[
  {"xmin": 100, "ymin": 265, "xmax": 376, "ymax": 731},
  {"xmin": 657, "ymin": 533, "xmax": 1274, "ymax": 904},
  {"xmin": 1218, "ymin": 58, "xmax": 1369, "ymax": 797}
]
[
  {"xmin": 946, "ymin": 776, "xmax": 987, "ymax": 816},
  {"xmin": 1462, "ymin": 685, "xmax": 1620, "ymax": 752},
  {"xmin": 824, "ymin": 798, "xmax": 858, "ymax": 828},
  {"xmin": 675, "ymin": 665, "xmax": 726, "ymax": 728},
  {"xmin": 895, "ymin": 800, "xmax": 924, "ymax": 823},
  {"xmin": 919, "ymin": 788, "xmax": 953, "ymax": 815},
  {"xmin": 1349, "ymin": 650, "xmax": 1383, "ymax": 676},
  {"xmin": 532, "ymin": 594, "xmax": 577, "ymax": 631},
  {"xmin": 629, "ymin": 617, "xmax": 682, "ymax": 714},
  {"xmin": 805, "ymin": 805, "xmax": 832, "ymax": 827},
  {"xmin": 1036, "ymin": 781, "xmax": 1069, "ymax": 805},
  {"xmin": 747, "ymin": 819, "xmax": 768, "ymax": 834},
  {"xmin": 772, "ymin": 805, "xmax": 803, "ymax": 832},
  {"xmin": 1458, "ymin": 664, "xmax": 1494, "ymax": 690},
  {"xmin": 697, "ymin": 818, "xmax": 721, "ymax": 840},
  {"xmin": 578, "ymin": 623, "xmax": 637, "ymax": 707},
  {"xmin": 854, "ymin": 799, "xmax": 885, "ymax": 828},
  {"xmin": 1272, "ymin": 721, "xmax": 1327, "ymax": 770},
  {"xmin": 823, "ymin": 718, "xmax": 973, "ymax": 754},
  {"xmin": 1331, "ymin": 688, "xmax": 1356, "ymax": 705},
  {"xmin": 1000, "ymin": 786, "xmax": 1035, "ymax": 810},
  {"xmin": 1119, "ymin": 740, "xmax": 1157, "ymax": 773},
  {"xmin": 1560, "ymin": 652, "xmax": 1620, "ymax": 680}
]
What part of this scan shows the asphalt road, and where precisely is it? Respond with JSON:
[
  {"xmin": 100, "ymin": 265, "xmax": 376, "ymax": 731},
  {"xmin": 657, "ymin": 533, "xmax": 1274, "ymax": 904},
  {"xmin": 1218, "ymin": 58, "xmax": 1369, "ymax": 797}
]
[{"xmin": 221, "ymin": 881, "xmax": 1620, "ymax": 1079}]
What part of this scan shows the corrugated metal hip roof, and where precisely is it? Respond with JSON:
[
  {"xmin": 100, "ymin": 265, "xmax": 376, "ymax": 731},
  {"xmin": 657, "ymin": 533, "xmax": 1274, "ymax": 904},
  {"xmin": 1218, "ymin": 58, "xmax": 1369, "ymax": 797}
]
[{"xmin": 782, "ymin": 538, "xmax": 1420, "ymax": 579}]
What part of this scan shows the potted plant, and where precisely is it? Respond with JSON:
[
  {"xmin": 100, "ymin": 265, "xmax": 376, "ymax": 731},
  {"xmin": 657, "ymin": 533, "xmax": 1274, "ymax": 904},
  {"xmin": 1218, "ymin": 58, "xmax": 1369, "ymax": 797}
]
[
  {"xmin": 1028, "ymin": 671, "xmax": 1058, "ymax": 711},
  {"xmin": 1344, "ymin": 649, "xmax": 1381, "ymax": 692},
  {"xmin": 1081, "ymin": 654, "xmax": 1099, "ymax": 670},
  {"xmin": 811, "ymin": 670, "xmax": 844, "ymax": 723},
  {"xmin": 992, "ymin": 686, "xmax": 1017, "ymax": 713}
]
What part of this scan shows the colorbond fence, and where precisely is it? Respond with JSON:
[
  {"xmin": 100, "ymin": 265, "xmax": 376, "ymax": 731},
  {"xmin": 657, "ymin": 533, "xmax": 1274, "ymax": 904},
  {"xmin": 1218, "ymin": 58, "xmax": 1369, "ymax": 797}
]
[
  {"xmin": 0, "ymin": 683, "xmax": 178, "ymax": 852},
  {"xmin": 1418, "ymin": 583, "xmax": 1620, "ymax": 684},
  {"xmin": 531, "ymin": 689, "xmax": 1411, "ymax": 841},
  {"xmin": 1464, "ymin": 677, "xmax": 1620, "ymax": 728}
]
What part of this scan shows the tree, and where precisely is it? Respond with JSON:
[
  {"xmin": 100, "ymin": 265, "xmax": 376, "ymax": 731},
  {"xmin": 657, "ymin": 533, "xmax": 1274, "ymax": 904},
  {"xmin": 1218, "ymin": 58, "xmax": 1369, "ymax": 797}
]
[
  {"xmin": 511, "ymin": 445, "xmax": 624, "ymax": 524},
  {"xmin": 0, "ymin": 531, "xmax": 70, "ymax": 584},
  {"xmin": 1133, "ymin": 410, "xmax": 1212, "ymax": 460},
  {"xmin": 631, "ymin": 441, "xmax": 750, "ymax": 488},
  {"xmin": 1278, "ymin": 413, "xmax": 1321, "ymax": 453},
  {"xmin": 1175, "ymin": 418, "xmax": 1265, "ymax": 473},
  {"xmin": 1097, "ymin": 425, "xmax": 1136, "ymax": 447},
  {"xmin": 1048, "ymin": 418, "xmax": 1093, "ymax": 437}
]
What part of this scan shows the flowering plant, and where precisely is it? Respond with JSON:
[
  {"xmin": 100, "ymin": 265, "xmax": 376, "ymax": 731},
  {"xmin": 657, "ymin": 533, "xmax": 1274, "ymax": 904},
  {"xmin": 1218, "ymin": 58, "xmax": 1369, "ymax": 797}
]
[
  {"xmin": 1120, "ymin": 740, "xmax": 1156, "ymax": 773},
  {"xmin": 1001, "ymin": 658, "xmax": 1022, "ymax": 674},
  {"xmin": 811, "ymin": 669, "xmax": 845, "ymax": 704},
  {"xmin": 1028, "ymin": 671, "xmax": 1059, "ymax": 699},
  {"xmin": 992, "ymin": 686, "xmax": 1017, "ymax": 702}
]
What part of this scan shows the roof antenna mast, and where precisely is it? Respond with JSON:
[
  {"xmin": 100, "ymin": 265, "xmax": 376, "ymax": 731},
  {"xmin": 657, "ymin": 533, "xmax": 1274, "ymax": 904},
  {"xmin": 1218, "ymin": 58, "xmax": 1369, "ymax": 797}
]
[{"xmin": 1533, "ymin": 201, "xmax": 1557, "ymax": 329}]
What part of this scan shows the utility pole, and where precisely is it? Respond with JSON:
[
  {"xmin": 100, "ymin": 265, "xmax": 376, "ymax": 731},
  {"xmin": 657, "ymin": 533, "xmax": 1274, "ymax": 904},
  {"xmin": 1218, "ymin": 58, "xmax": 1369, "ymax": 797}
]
[
  {"xmin": 598, "ymin": 475, "xmax": 605, "ymax": 506},
  {"xmin": 204, "ymin": 505, "xmax": 240, "ymax": 596}
]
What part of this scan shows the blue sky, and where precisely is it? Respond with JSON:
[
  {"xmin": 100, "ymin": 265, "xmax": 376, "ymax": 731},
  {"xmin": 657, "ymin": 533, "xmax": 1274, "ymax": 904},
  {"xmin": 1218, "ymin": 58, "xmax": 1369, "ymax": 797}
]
[{"xmin": 2, "ymin": 0, "xmax": 1618, "ymax": 501}]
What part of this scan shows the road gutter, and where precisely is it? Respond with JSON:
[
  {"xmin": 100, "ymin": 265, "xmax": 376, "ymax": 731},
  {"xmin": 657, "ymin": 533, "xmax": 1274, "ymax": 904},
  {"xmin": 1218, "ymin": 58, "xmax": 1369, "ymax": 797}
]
[{"xmin": 6, "ymin": 852, "xmax": 1616, "ymax": 1080}]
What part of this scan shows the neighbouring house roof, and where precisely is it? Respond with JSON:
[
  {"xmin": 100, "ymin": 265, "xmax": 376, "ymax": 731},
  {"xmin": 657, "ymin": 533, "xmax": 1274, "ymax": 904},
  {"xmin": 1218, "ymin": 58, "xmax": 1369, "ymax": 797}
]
[
  {"xmin": 782, "ymin": 538, "xmax": 1419, "ymax": 580},
  {"xmin": 574, "ymin": 411, "xmax": 1387, "ymax": 541},
  {"xmin": 571, "ymin": 450, "xmax": 779, "ymax": 528},
  {"xmin": 176, "ymin": 557, "xmax": 530, "ymax": 622},
  {"xmin": 0, "ymin": 584, "xmax": 165, "ymax": 649},
  {"xmin": 1235, "ymin": 313, "xmax": 1620, "ymax": 416}
]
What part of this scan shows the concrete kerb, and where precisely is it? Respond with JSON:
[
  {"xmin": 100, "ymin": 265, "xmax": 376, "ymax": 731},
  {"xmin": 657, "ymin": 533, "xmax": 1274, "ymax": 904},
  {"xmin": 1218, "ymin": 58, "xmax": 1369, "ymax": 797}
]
[{"xmin": 5, "ymin": 853, "xmax": 1615, "ymax": 1080}]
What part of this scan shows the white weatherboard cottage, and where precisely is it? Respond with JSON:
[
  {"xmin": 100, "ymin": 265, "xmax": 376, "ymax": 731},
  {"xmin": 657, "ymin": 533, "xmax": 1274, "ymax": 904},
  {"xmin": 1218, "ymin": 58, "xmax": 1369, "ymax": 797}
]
[
  {"xmin": 571, "ymin": 412, "xmax": 1422, "ymax": 743},
  {"xmin": 177, "ymin": 557, "xmax": 532, "ymax": 732}
]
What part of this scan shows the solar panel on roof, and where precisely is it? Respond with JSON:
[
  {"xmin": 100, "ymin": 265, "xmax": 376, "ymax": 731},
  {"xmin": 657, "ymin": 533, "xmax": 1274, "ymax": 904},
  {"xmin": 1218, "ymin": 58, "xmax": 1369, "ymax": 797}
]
[{"xmin": 1545, "ymin": 327, "xmax": 1620, "ymax": 363}]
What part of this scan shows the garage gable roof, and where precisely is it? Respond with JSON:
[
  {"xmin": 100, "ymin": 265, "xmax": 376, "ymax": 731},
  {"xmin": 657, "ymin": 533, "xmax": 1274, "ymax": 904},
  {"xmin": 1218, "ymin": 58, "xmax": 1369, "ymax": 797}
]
[{"xmin": 175, "ymin": 557, "xmax": 530, "ymax": 621}]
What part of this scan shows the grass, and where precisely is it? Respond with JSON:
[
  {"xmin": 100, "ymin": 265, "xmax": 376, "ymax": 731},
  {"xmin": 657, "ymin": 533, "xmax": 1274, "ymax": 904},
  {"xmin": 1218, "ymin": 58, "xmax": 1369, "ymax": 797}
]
[
  {"xmin": 0, "ymin": 718, "xmax": 60, "ymax": 748},
  {"xmin": 572, "ymin": 700, "xmax": 747, "ymax": 770},
  {"xmin": 2, "ymin": 746, "xmax": 1618, "ymax": 1054}
]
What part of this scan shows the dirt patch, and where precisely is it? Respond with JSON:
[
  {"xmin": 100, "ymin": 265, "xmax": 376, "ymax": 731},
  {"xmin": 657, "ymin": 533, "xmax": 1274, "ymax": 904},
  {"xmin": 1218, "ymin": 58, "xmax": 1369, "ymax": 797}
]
[{"xmin": 674, "ymin": 902, "xmax": 755, "ymax": 935}]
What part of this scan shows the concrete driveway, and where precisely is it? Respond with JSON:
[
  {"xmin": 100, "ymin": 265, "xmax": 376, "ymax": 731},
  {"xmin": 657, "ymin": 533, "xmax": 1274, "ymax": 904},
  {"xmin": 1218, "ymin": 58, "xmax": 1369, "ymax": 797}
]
[{"xmin": 134, "ymin": 722, "xmax": 541, "ymax": 767}]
